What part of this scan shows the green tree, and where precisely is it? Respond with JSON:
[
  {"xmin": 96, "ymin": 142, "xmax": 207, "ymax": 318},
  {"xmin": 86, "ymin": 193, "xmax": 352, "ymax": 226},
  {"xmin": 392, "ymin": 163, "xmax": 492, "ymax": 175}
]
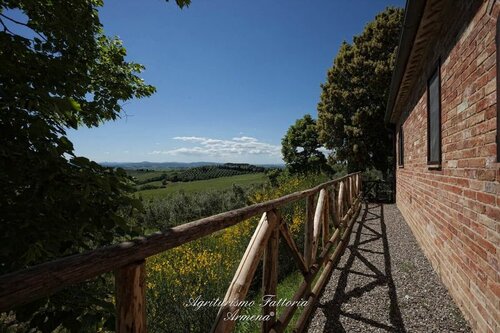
[
  {"xmin": 0, "ymin": 0, "xmax": 189, "ymax": 331},
  {"xmin": 282, "ymin": 114, "xmax": 327, "ymax": 174},
  {"xmin": 317, "ymin": 7, "xmax": 403, "ymax": 175}
]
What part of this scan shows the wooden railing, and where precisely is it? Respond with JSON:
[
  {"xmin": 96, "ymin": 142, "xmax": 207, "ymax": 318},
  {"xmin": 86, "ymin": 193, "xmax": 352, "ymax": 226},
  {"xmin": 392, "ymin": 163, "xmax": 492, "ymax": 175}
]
[{"xmin": 0, "ymin": 172, "xmax": 362, "ymax": 333}]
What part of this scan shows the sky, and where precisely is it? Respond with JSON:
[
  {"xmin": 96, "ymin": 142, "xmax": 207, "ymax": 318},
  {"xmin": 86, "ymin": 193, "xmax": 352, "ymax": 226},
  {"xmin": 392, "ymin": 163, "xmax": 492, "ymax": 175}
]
[{"xmin": 67, "ymin": 0, "xmax": 406, "ymax": 164}]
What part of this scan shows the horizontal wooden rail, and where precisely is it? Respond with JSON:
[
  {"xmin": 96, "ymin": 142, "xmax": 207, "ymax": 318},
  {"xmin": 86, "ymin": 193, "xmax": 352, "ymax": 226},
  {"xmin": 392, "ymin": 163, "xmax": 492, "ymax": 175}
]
[{"xmin": 0, "ymin": 172, "xmax": 361, "ymax": 313}]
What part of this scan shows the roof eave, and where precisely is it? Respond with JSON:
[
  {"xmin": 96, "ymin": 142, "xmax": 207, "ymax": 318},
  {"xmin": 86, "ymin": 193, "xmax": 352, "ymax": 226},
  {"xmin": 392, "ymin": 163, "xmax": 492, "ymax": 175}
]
[{"xmin": 385, "ymin": 0, "xmax": 427, "ymax": 124}]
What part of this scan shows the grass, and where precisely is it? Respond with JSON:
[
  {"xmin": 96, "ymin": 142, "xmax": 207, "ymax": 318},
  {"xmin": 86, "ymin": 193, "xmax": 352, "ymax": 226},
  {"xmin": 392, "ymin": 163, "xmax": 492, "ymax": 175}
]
[
  {"xmin": 235, "ymin": 246, "xmax": 333, "ymax": 332},
  {"xmin": 234, "ymin": 270, "xmax": 310, "ymax": 333},
  {"xmin": 127, "ymin": 169, "xmax": 167, "ymax": 183},
  {"xmin": 136, "ymin": 173, "xmax": 267, "ymax": 199},
  {"xmin": 138, "ymin": 180, "xmax": 164, "ymax": 187}
]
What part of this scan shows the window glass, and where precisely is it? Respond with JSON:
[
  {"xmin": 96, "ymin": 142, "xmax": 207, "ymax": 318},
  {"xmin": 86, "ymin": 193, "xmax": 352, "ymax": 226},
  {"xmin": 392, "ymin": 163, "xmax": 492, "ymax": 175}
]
[
  {"xmin": 428, "ymin": 66, "xmax": 441, "ymax": 165},
  {"xmin": 398, "ymin": 126, "xmax": 404, "ymax": 166}
]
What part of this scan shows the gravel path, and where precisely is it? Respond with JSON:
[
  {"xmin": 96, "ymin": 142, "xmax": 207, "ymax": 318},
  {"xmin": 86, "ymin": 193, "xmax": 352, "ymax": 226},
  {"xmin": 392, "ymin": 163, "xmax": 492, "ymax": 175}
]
[{"xmin": 306, "ymin": 203, "xmax": 471, "ymax": 333}]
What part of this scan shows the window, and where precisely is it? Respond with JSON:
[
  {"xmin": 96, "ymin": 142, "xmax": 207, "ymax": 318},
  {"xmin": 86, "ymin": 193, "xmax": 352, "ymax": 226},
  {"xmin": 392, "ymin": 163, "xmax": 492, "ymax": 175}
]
[
  {"xmin": 398, "ymin": 126, "xmax": 404, "ymax": 167},
  {"xmin": 427, "ymin": 63, "xmax": 441, "ymax": 166}
]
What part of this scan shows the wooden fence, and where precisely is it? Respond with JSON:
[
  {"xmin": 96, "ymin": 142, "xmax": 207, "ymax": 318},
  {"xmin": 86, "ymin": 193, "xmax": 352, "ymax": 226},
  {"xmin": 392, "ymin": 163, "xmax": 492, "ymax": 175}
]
[{"xmin": 0, "ymin": 172, "xmax": 362, "ymax": 333}]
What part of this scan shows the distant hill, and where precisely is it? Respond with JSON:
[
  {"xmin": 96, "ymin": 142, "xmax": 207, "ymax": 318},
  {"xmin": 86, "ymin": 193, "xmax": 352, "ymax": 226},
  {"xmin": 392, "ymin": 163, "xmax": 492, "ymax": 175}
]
[
  {"xmin": 100, "ymin": 161, "xmax": 285, "ymax": 170},
  {"xmin": 100, "ymin": 161, "xmax": 219, "ymax": 170}
]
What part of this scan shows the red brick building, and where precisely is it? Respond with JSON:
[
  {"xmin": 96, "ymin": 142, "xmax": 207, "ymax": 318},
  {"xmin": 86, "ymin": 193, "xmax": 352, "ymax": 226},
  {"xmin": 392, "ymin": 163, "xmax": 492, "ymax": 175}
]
[{"xmin": 385, "ymin": 0, "xmax": 499, "ymax": 331}]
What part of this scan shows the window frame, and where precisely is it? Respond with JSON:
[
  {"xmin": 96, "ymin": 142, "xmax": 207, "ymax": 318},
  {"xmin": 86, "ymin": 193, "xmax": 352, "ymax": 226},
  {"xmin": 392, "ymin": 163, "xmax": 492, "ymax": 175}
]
[
  {"xmin": 427, "ymin": 61, "xmax": 442, "ymax": 167},
  {"xmin": 398, "ymin": 125, "xmax": 404, "ymax": 167}
]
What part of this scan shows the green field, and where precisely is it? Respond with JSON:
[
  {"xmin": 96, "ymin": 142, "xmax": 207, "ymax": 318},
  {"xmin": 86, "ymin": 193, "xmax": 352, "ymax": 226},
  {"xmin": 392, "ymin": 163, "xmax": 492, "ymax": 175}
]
[
  {"xmin": 136, "ymin": 173, "xmax": 267, "ymax": 199},
  {"xmin": 127, "ymin": 170, "xmax": 167, "ymax": 183},
  {"xmin": 127, "ymin": 163, "xmax": 268, "ymax": 186}
]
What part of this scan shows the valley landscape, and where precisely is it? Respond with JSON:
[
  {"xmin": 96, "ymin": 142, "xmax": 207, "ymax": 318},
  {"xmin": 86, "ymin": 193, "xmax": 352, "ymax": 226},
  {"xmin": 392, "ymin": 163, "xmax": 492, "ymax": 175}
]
[
  {"xmin": 124, "ymin": 162, "xmax": 274, "ymax": 198},
  {"xmin": 0, "ymin": 0, "xmax": 395, "ymax": 329}
]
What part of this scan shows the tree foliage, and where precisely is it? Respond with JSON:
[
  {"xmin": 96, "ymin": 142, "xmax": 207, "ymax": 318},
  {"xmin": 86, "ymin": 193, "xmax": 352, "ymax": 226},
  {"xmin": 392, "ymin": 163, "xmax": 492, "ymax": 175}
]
[
  {"xmin": 0, "ymin": 0, "xmax": 157, "ymax": 273},
  {"xmin": 0, "ymin": 0, "xmax": 188, "ymax": 331},
  {"xmin": 281, "ymin": 114, "xmax": 326, "ymax": 174},
  {"xmin": 317, "ymin": 7, "xmax": 403, "ymax": 174}
]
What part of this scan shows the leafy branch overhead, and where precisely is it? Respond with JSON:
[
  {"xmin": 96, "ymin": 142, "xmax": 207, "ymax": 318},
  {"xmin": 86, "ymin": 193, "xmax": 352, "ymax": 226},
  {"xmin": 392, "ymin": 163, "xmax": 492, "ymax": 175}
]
[
  {"xmin": 171, "ymin": 0, "xmax": 192, "ymax": 8},
  {"xmin": 0, "ymin": 0, "xmax": 189, "ymax": 331}
]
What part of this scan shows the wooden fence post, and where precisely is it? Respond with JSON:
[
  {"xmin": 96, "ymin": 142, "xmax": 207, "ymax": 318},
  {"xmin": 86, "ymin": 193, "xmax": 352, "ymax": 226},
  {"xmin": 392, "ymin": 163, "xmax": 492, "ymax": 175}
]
[
  {"xmin": 356, "ymin": 173, "xmax": 361, "ymax": 196},
  {"xmin": 212, "ymin": 211, "xmax": 279, "ymax": 333},
  {"xmin": 312, "ymin": 189, "xmax": 326, "ymax": 259},
  {"xmin": 304, "ymin": 195, "xmax": 315, "ymax": 270},
  {"xmin": 348, "ymin": 177, "xmax": 353, "ymax": 207},
  {"xmin": 262, "ymin": 220, "xmax": 279, "ymax": 332},
  {"xmin": 330, "ymin": 185, "xmax": 340, "ymax": 250},
  {"xmin": 329, "ymin": 187, "xmax": 338, "ymax": 229},
  {"xmin": 337, "ymin": 182, "xmax": 345, "ymax": 227},
  {"xmin": 322, "ymin": 190, "xmax": 330, "ymax": 249},
  {"xmin": 115, "ymin": 260, "xmax": 147, "ymax": 333}
]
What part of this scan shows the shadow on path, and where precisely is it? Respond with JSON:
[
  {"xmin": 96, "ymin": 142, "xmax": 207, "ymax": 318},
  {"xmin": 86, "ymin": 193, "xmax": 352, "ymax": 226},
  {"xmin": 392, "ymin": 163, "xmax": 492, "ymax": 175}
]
[
  {"xmin": 306, "ymin": 203, "xmax": 472, "ymax": 333},
  {"xmin": 317, "ymin": 203, "xmax": 406, "ymax": 332}
]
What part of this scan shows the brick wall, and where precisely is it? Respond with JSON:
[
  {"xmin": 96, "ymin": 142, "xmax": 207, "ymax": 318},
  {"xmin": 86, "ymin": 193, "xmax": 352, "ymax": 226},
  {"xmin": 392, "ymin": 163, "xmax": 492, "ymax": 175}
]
[{"xmin": 395, "ymin": 1, "xmax": 499, "ymax": 332}]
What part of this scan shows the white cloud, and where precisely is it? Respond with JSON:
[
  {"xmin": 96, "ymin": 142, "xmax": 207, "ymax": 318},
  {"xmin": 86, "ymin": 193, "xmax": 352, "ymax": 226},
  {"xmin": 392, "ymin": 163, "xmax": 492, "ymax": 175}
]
[
  {"xmin": 232, "ymin": 136, "xmax": 258, "ymax": 142},
  {"xmin": 150, "ymin": 136, "xmax": 281, "ymax": 158},
  {"xmin": 172, "ymin": 136, "xmax": 209, "ymax": 142}
]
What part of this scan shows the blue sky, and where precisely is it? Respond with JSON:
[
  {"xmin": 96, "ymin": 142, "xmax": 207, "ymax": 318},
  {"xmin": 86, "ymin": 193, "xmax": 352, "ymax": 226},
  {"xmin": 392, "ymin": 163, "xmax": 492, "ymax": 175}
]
[{"xmin": 68, "ymin": 0, "xmax": 405, "ymax": 164}]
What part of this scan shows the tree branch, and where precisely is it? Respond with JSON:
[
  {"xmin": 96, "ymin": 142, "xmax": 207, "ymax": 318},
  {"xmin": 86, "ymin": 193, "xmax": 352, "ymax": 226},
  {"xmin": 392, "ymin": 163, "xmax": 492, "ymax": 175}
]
[
  {"xmin": 0, "ymin": 17, "xmax": 15, "ymax": 36},
  {"xmin": 0, "ymin": 13, "xmax": 29, "ymax": 27},
  {"xmin": 0, "ymin": 13, "xmax": 47, "ymax": 41}
]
